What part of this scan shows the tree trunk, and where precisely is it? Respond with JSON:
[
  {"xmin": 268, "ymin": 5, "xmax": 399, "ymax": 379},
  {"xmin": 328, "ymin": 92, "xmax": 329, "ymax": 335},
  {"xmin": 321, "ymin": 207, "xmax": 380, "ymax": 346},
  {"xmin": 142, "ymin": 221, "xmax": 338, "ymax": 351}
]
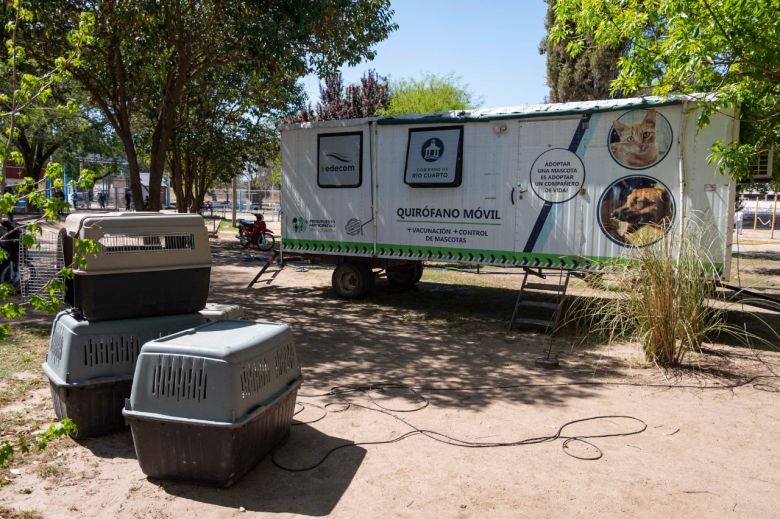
[
  {"xmin": 168, "ymin": 145, "xmax": 188, "ymax": 213},
  {"xmin": 147, "ymin": 76, "xmax": 190, "ymax": 211},
  {"xmin": 147, "ymin": 131, "xmax": 166, "ymax": 211},
  {"xmin": 147, "ymin": 12, "xmax": 192, "ymax": 212},
  {"xmin": 121, "ymin": 133, "xmax": 144, "ymax": 212},
  {"xmin": 73, "ymin": 68, "xmax": 143, "ymax": 213},
  {"xmin": 193, "ymin": 159, "xmax": 208, "ymax": 213},
  {"xmin": 15, "ymin": 128, "xmax": 62, "ymax": 182},
  {"xmin": 183, "ymin": 151, "xmax": 196, "ymax": 213}
]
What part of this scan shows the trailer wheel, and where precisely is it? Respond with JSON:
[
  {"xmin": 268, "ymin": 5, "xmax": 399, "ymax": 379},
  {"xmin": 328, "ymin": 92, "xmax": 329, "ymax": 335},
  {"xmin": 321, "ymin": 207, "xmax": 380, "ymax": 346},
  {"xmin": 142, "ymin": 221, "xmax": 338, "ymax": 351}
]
[
  {"xmin": 332, "ymin": 262, "xmax": 373, "ymax": 299},
  {"xmin": 413, "ymin": 263, "xmax": 424, "ymax": 283},
  {"xmin": 387, "ymin": 262, "xmax": 422, "ymax": 288}
]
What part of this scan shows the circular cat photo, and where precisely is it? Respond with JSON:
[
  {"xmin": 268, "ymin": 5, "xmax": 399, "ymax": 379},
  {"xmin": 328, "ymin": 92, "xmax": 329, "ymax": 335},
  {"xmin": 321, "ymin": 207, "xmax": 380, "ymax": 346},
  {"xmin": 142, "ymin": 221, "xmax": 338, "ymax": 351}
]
[
  {"xmin": 608, "ymin": 109, "xmax": 672, "ymax": 169},
  {"xmin": 597, "ymin": 176, "xmax": 675, "ymax": 247}
]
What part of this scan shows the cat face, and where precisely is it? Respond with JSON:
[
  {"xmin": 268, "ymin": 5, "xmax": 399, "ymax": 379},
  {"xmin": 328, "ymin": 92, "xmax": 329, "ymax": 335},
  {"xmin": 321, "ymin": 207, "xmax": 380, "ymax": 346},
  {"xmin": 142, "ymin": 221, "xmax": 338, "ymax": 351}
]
[{"xmin": 610, "ymin": 109, "xmax": 659, "ymax": 167}]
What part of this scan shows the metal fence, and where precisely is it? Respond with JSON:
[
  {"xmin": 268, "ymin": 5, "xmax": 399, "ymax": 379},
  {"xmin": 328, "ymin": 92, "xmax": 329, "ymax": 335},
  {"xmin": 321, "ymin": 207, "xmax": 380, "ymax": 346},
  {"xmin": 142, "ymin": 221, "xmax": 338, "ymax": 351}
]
[
  {"xmin": 205, "ymin": 189, "xmax": 280, "ymax": 213},
  {"xmin": 20, "ymin": 227, "xmax": 65, "ymax": 299}
]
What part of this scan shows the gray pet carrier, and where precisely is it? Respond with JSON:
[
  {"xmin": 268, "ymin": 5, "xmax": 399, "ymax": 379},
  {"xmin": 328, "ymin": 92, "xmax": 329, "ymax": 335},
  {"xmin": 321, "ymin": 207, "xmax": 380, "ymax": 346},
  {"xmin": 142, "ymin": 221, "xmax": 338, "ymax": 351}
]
[
  {"xmin": 123, "ymin": 320, "xmax": 302, "ymax": 486},
  {"xmin": 63, "ymin": 212, "xmax": 212, "ymax": 321},
  {"xmin": 42, "ymin": 311, "xmax": 206, "ymax": 438}
]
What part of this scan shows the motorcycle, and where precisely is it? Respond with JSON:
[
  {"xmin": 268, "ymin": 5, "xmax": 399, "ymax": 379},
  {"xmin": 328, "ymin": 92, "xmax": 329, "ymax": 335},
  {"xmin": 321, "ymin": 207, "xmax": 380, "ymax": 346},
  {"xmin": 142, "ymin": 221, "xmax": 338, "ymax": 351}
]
[{"xmin": 237, "ymin": 213, "xmax": 275, "ymax": 251}]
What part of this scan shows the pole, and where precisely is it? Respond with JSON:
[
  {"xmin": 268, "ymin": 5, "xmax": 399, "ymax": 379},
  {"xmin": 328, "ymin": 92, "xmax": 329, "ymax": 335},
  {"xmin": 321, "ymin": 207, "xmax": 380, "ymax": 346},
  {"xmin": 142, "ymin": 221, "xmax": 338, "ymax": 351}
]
[
  {"xmin": 753, "ymin": 196, "xmax": 759, "ymax": 230},
  {"xmin": 78, "ymin": 160, "xmax": 83, "ymax": 210},
  {"xmin": 231, "ymin": 178, "xmax": 237, "ymax": 227},
  {"xmin": 772, "ymin": 192, "xmax": 778, "ymax": 239}
]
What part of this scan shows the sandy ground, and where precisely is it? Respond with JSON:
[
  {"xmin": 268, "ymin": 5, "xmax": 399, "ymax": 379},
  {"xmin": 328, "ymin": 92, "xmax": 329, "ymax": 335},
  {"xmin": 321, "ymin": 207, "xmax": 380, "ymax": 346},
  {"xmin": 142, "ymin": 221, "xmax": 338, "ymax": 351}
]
[{"xmin": 1, "ymin": 228, "xmax": 780, "ymax": 518}]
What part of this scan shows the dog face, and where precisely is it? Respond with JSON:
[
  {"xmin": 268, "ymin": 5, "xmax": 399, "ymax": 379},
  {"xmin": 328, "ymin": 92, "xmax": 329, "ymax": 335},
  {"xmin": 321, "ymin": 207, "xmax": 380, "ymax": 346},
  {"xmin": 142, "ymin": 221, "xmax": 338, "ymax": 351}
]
[{"xmin": 611, "ymin": 187, "xmax": 671, "ymax": 235}]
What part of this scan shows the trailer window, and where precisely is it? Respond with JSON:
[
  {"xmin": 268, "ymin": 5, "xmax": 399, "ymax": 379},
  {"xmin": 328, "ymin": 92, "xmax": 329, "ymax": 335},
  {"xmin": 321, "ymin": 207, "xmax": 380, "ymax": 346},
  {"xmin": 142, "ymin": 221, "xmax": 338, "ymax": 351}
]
[
  {"xmin": 317, "ymin": 132, "xmax": 363, "ymax": 188},
  {"xmin": 404, "ymin": 126, "xmax": 463, "ymax": 188}
]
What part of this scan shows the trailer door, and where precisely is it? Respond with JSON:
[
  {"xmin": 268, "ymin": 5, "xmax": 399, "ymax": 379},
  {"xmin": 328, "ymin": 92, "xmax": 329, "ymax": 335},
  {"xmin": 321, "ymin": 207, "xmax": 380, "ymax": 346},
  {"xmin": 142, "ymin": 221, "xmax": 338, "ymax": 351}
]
[{"xmin": 514, "ymin": 117, "xmax": 590, "ymax": 267}]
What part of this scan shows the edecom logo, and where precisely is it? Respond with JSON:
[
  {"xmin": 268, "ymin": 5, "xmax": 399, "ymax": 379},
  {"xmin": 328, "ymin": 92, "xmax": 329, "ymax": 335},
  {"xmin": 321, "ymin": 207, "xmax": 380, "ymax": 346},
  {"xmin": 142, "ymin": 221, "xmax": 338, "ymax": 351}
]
[
  {"xmin": 322, "ymin": 161, "xmax": 356, "ymax": 173},
  {"xmin": 323, "ymin": 153, "xmax": 356, "ymax": 172},
  {"xmin": 318, "ymin": 132, "xmax": 363, "ymax": 188}
]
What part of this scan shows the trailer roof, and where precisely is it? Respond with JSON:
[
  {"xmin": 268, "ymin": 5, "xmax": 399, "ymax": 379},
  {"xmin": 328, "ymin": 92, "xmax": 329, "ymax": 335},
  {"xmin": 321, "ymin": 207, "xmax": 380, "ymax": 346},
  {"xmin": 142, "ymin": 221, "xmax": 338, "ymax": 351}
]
[{"xmin": 279, "ymin": 94, "xmax": 711, "ymax": 130}]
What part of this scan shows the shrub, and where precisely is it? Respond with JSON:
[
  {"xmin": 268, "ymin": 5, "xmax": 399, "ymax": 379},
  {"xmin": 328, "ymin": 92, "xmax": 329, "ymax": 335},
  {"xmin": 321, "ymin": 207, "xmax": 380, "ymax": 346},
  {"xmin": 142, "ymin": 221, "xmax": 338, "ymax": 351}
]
[{"xmin": 571, "ymin": 219, "xmax": 744, "ymax": 366}]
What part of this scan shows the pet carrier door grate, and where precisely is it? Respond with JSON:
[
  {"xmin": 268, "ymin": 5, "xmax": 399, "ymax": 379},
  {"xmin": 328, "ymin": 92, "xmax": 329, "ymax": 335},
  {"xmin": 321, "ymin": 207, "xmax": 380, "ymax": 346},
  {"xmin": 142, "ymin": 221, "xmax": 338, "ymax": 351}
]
[{"xmin": 149, "ymin": 356, "xmax": 209, "ymax": 402}]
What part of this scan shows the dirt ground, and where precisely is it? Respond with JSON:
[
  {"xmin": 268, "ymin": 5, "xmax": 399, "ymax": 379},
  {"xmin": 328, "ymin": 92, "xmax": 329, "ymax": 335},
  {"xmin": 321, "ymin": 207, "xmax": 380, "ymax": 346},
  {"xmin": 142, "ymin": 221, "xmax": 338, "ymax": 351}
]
[{"xmin": 1, "ymin": 227, "xmax": 780, "ymax": 518}]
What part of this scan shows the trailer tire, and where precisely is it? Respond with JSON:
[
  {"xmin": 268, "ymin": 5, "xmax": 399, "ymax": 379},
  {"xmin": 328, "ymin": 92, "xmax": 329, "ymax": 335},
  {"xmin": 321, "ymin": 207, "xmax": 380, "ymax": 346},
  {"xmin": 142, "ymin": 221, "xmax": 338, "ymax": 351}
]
[
  {"xmin": 387, "ymin": 262, "xmax": 423, "ymax": 288},
  {"xmin": 332, "ymin": 262, "xmax": 373, "ymax": 299},
  {"xmin": 413, "ymin": 263, "xmax": 424, "ymax": 283}
]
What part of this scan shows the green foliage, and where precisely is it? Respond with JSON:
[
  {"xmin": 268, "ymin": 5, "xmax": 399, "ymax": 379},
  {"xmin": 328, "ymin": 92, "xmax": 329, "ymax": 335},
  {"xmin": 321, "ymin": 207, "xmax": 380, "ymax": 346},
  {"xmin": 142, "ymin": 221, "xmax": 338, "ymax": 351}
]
[
  {"xmin": 271, "ymin": 154, "xmax": 282, "ymax": 189},
  {"xmin": 75, "ymin": 167, "xmax": 95, "ymax": 189},
  {"xmin": 550, "ymin": 0, "xmax": 780, "ymax": 182},
  {"xmin": 379, "ymin": 73, "xmax": 477, "ymax": 115},
  {"xmin": 168, "ymin": 66, "xmax": 293, "ymax": 212},
  {"xmin": 0, "ymin": 2, "xmax": 94, "ymax": 255},
  {"xmin": 0, "ymin": 419, "xmax": 77, "ymax": 468},
  {"xmin": 3, "ymin": 78, "xmax": 101, "ymax": 182},
  {"xmin": 0, "ymin": 302, "xmax": 25, "ymax": 320},
  {"xmin": 40, "ymin": 196, "xmax": 69, "ymax": 221},
  {"xmin": 72, "ymin": 238, "xmax": 100, "ymax": 270},
  {"xmin": 0, "ymin": 3, "xmax": 97, "ymax": 354},
  {"xmin": 539, "ymin": 0, "xmax": 629, "ymax": 102},
  {"xmin": 1, "ymin": 2, "xmax": 93, "ymax": 182},
  {"xmin": 25, "ymin": 0, "xmax": 397, "ymax": 210}
]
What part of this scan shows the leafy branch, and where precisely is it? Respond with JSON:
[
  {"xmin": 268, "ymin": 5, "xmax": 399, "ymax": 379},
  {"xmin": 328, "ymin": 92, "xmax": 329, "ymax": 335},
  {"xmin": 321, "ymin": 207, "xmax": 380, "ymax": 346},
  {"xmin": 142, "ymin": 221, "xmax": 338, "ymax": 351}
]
[{"xmin": 0, "ymin": 419, "xmax": 78, "ymax": 469}]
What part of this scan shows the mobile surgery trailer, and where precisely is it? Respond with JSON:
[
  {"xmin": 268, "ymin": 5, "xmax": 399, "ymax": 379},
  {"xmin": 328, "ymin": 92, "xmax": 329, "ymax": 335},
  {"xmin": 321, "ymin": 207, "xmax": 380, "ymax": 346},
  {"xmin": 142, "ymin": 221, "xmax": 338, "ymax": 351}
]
[{"xmin": 280, "ymin": 95, "xmax": 736, "ymax": 298}]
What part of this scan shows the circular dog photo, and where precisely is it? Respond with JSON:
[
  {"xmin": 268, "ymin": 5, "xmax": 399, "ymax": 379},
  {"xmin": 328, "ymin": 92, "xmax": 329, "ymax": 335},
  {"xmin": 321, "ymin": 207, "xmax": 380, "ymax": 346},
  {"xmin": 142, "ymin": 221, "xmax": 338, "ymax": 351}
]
[
  {"xmin": 608, "ymin": 109, "xmax": 672, "ymax": 169},
  {"xmin": 597, "ymin": 176, "xmax": 675, "ymax": 247}
]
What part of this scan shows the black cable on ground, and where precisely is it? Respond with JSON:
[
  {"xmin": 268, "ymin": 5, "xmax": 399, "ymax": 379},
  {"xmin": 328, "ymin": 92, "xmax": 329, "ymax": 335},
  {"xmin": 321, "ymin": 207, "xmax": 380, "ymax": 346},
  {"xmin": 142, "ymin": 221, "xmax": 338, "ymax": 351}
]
[
  {"xmin": 273, "ymin": 384, "xmax": 647, "ymax": 471},
  {"xmin": 273, "ymin": 369, "xmax": 779, "ymax": 472}
]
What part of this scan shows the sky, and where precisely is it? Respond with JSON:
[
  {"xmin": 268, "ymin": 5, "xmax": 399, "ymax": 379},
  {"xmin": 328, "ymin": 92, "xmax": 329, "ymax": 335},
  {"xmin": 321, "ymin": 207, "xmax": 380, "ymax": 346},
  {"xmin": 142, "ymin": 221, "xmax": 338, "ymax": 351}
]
[{"xmin": 303, "ymin": 0, "xmax": 551, "ymax": 110}]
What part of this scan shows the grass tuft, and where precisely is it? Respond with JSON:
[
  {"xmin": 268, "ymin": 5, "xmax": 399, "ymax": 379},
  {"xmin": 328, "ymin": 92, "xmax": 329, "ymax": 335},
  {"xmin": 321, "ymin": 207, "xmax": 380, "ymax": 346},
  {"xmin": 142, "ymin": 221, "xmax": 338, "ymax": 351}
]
[{"xmin": 569, "ymin": 218, "xmax": 778, "ymax": 366}]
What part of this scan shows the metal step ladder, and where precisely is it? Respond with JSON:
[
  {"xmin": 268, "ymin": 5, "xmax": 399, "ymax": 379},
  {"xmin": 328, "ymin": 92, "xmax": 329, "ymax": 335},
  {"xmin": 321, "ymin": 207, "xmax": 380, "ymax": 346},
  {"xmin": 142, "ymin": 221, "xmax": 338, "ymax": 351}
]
[{"xmin": 507, "ymin": 269, "xmax": 571, "ymax": 333}]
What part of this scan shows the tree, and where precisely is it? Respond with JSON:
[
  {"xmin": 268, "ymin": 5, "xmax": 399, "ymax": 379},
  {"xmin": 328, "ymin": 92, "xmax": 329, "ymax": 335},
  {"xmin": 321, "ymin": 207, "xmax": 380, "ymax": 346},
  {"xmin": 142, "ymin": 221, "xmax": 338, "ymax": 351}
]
[
  {"xmin": 1, "ymin": 4, "xmax": 92, "ymax": 189},
  {"xmin": 27, "ymin": 0, "xmax": 397, "ymax": 210},
  {"xmin": 271, "ymin": 154, "xmax": 282, "ymax": 190},
  {"xmin": 549, "ymin": 0, "xmax": 780, "ymax": 182},
  {"xmin": 0, "ymin": 1, "xmax": 96, "ymax": 322},
  {"xmin": 168, "ymin": 68, "xmax": 295, "ymax": 213},
  {"xmin": 288, "ymin": 69, "xmax": 390, "ymax": 122},
  {"xmin": 539, "ymin": 0, "xmax": 628, "ymax": 102},
  {"xmin": 0, "ymin": 2, "xmax": 100, "ymax": 467},
  {"xmin": 379, "ymin": 73, "xmax": 476, "ymax": 115},
  {"xmin": 9, "ymin": 81, "xmax": 105, "ymax": 182}
]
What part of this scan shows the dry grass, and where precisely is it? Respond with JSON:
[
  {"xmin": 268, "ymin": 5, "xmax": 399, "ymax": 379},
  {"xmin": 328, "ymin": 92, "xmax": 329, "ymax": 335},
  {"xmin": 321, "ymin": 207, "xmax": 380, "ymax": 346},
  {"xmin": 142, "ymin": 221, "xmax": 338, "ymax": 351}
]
[
  {"xmin": 0, "ymin": 507, "xmax": 43, "ymax": 519},
  {"xmin": 568, "ymin": 222, "xmax": 775, "ymax": 366},
  {"xmin": 0, "ymin": 327, "xmax": 49, "ymax": 406}
]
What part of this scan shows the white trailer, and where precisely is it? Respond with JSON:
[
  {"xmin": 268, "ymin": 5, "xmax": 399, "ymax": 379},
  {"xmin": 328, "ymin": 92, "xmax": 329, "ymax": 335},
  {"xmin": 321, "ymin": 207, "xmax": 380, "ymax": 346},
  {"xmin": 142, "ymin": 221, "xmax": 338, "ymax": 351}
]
[{"xmin": 281, "ymin": 96, "xmax": 736, "ymax": 298}]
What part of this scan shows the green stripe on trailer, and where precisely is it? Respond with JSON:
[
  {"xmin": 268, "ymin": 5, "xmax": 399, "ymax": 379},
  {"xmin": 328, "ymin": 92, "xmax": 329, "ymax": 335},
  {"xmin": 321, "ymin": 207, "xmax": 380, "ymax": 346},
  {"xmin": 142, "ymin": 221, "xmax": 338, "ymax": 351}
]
[
  {"xmin": 282, "ymin": 239, "xmax": 374, "ymax": 256},
  {"xmin": 282, "ymin": 239, "xmax": 723, "ymax": 274},
  {"xmin": 283, "ymin": 238, "xmax": 620, "ymax": 270}
]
